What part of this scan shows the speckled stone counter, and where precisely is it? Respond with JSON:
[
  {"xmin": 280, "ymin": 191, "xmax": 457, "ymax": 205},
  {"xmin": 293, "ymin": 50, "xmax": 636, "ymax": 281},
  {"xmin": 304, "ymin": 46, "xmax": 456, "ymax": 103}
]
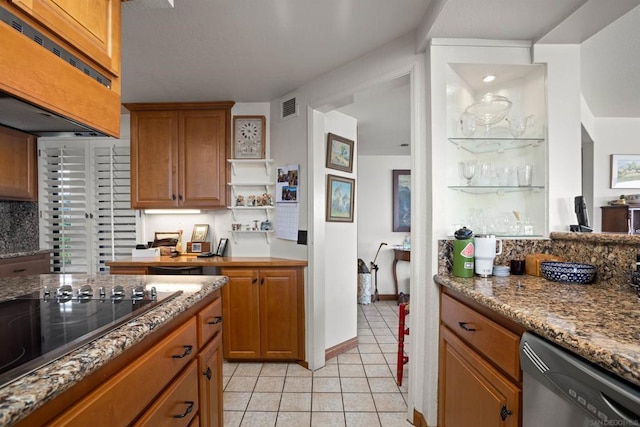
[
  {"xmin": 0, "ymin": 274, "xmax": 227, "ymax": 426},
  {"xmin": 0, "ymin": 249, "xmax": 51, "ymax": 260},
  {"xmin": 434, "ymin": 273, "xmax": 640, "ymax": 388}
]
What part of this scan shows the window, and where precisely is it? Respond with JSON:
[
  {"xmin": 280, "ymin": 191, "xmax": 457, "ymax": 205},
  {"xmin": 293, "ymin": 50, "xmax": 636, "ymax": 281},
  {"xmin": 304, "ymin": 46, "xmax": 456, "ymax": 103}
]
[{"xmin": 38, "ymin": 139, "xmax": 137, "ymax": 274}]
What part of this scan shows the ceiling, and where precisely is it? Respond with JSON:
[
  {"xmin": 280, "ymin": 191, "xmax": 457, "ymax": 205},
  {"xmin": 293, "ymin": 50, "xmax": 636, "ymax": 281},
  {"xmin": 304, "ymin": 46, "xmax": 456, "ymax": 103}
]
[{"xmin": 121, "ymin": 0, "xmax": 640, "ymax": 155}]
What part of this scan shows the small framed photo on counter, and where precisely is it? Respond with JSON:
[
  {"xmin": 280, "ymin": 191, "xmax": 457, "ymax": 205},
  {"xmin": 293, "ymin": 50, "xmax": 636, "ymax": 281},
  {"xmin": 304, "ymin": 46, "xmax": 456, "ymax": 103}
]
[
  {"xmin": 215, "ymin": 238, "xmax": 229, "ymax": 257},
  {"xmin": 191, "ymin": 224, "xmax": 209, "ymax": 242},
  {"xmin": 191, "ymin": 242, "xmax": 202, "ymax": 253}
]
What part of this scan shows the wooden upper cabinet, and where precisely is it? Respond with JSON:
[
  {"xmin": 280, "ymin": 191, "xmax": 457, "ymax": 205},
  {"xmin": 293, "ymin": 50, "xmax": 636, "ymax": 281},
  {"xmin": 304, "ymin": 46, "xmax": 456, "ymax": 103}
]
[
  {"xmin": 0, "ymin": 0, "xmax": 121, "ymax": 137},
  {"xmin": 0, "ymin": 125, "xmax": 37, "ymax": 201},
  {"xmin": 180, "ymin": 110, "xmax": 228, "ymax": 207},
  {"xmin": 127, "ymin": 102, "xmax": 234, "ymax": 209},
  {"xmin": 8, "ymin": 0, "xmax": 119, "ymax": 75},
  {"xmin": 130, "ymin": 110, "xmax": 179, "ymax": 208}
]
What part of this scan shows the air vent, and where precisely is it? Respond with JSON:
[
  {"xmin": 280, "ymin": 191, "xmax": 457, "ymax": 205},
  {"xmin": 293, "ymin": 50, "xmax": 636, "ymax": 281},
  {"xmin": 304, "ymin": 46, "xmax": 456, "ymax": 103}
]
[
  {"xmin": 280, "ymin": 94, "xmax": 299, "ymax": 120},
  {"xmin": 0, "ymin": 6, "xmax": 111, "ymax": 89}
]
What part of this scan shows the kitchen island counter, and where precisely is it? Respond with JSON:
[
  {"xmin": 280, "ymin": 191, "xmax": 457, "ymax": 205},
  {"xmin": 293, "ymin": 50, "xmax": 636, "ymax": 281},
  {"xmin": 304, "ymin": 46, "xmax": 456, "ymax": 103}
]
[
  {"xmin": 434, "ymin": 273, "xmax": 640, "ymax": 387},
  {"xmin": 0, "ymin": 273, "xmax": 227, "ymax": 426}
]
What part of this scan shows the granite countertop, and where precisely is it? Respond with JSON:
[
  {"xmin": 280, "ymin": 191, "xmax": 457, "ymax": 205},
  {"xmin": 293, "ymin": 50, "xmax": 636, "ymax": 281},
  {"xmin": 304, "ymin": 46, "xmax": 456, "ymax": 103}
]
[
  {"xmin": 0, "ymin": 273, "xmax": 227, "ymax": 426},
  {"xmin": 435, "ymin": 273, "xmax": 640, "ymax": 387},
  {"xmin": 0, "ymin": 249, "xmax": 51, "ymax": 260}
]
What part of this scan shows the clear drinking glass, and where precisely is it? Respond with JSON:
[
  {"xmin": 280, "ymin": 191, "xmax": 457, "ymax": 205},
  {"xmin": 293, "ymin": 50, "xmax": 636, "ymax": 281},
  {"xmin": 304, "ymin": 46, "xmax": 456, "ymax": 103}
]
[
  {"xmin": 517, "ymin": 165, "xmax": 533, "ymax": 186},
  {"xmin": 460, "ymin": 161, "xmax": 476, "ymax": 186},
  {"xmin": 460, "ymin": 112, "xmax": 477, "ymax": 137}
]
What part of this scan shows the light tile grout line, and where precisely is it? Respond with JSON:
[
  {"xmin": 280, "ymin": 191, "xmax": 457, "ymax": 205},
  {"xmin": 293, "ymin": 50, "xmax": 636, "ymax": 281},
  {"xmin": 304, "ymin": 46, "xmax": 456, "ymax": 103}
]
[{"xmin": 223, "ymin": 300, "xmax": 410, "ymax": 426}]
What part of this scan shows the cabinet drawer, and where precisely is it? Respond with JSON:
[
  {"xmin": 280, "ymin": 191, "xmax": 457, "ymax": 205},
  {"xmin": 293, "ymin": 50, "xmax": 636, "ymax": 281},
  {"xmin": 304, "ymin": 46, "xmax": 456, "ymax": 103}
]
[
  {"xmin": 50, "ymin": 317, "xmax": 198, "ymax": 426},
  {"xmin": 0, "ymin": 254, "xmax": 49, "ymax": 277},
  {"xmin": 108, "ymin": 265, "xmax": 150, "ymax": 275},
  {"xmin": 133, "ymin": 361, "xmax": 199, "ymax": 427},
  {"xmin": 197, "ymin": 290, "xmax": 222, "ymax": 348},
  {"xmin": 441, "ymin": 293, "xmax": 520, "ymax": 381}
]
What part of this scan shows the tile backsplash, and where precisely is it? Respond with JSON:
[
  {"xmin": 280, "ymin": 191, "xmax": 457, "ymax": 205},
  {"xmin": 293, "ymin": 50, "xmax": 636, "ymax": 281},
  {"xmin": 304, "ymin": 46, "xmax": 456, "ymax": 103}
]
[{"xmin": 0, "ymin": 201, "xmax": 39, "ymax": 254}]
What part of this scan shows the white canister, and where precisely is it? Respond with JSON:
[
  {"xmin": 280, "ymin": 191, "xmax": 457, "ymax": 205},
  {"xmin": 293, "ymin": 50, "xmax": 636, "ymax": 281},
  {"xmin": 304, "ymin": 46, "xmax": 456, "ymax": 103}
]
[{"xmin": 474, "ymin": 234, "xmax": 502, "ymax": 277}]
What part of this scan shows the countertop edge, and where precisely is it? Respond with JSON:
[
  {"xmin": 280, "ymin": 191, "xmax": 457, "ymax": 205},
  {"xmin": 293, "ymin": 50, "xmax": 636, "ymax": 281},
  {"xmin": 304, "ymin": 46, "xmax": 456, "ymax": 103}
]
[{"xmin": 0, "ymin": 250, "xmax": 52, "ymax": 260}]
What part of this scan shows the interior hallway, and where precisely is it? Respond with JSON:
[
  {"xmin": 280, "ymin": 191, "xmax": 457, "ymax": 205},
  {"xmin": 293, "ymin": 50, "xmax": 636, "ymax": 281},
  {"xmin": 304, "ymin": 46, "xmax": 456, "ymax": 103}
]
[{"xmin": 222, "ymin": 299, "xmax": 412, "ymax": 426}]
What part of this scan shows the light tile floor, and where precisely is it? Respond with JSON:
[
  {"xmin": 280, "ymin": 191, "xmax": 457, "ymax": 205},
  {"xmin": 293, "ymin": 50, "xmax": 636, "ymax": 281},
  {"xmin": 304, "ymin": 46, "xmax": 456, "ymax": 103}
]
[{"xmin": 223, "ymin": 300, "xmax": 412, "ymax": 427}]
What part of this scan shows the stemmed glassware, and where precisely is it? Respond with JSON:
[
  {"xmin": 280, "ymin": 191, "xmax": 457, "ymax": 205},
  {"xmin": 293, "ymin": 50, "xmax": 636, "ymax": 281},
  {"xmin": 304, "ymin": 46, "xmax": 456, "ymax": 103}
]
[
  {"xmin": 506, "ymin": 115, "xmax": 535, "ymax": 138},
  {"xmin": 460, "ymin": 161, "xmax": 476, "ymax": 186}
]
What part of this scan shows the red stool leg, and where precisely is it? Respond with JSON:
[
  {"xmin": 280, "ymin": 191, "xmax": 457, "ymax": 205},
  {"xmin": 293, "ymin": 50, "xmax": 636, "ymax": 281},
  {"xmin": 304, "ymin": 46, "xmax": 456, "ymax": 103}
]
[{"xmin": 397, "ymin": 303, "xmax": 408, "ymax": 386}]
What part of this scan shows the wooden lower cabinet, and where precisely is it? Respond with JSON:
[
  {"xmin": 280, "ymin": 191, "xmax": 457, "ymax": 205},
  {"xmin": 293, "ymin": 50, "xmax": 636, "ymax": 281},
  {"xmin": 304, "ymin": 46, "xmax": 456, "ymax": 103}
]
[
  {"xmin": 198, "ymin": 333, "xmax": 223, "ymax": 427},
  {"xmin": 0, "ymin": 253, "xmax": 50, "ymax": 277},
  {"xmin": 221, "ymin": 267, "xmax": 304, "ymax": 360},
  {"xmin": 439, "ymin": 290, "xmax": 523, "ymax": 427},
  {"xmin": 34, "ymin": 291, "xmax": 223, "ymax": 427}
]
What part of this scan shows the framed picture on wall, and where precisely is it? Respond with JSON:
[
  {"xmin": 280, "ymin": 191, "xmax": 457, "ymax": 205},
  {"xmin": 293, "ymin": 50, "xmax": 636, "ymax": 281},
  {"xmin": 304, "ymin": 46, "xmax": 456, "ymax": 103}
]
[
  {"xmin": 393, "ymin": 169, "xmax": 411, "ymax": 232},
  {"xmin": 326, "ymin": 133, "xmax": 354, "ymax": 173},
  {"xmin": 611, "ymin": 154, "xmax": 640, "ymax": 188},
  {"xmin": 233, "ymin": 115, "xmax": 266, "ymax": 159},
  {"xmin": 326, "ymin": 174, "xmax": 355, "ymax": 222}
]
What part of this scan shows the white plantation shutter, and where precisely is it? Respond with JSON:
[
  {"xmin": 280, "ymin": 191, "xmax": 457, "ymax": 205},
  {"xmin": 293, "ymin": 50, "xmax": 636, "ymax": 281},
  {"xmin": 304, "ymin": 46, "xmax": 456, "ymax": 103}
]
[
  {"xmin": 91, "ymin": 140, "xmax": 136, "ymax": 273},
  {"xmin": 39, "ymin": 144, "xmax": 90, "ymax": 273},
  {"xmin": 38, "ymin": 139, "xmax": 137, "ymax": 274}
]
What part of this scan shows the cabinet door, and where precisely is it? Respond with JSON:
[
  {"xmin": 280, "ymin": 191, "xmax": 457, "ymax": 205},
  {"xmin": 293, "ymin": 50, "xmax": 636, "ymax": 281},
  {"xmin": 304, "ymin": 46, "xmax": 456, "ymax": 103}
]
[
  {"xmin": 130, "ymin": 111, "xmax": 179, "ymax": 208},
  {"xmin": 179, "ymin": 110, "xmax": 227, "ymax": 208},
  {"xmin": 8, "ymin": 0, "xmax": 120, "ymax": 75},
  {"xmin": 260, "ymin": 269, "xmax": 301, "ymax": 360},
  {"xmin": 198, "ymin": 332, "xmax": 223, "ymax": 427},
  {"xmin": 0, "ymin": 126, "xmax": 37, "ymax": 201},
  {"xmin": 221, "ymin": 268, "xmax": 261, "ymax": 359},
  {"xmin": 439, "ymin": 326, "xmax": 520, "ymax": 427}
]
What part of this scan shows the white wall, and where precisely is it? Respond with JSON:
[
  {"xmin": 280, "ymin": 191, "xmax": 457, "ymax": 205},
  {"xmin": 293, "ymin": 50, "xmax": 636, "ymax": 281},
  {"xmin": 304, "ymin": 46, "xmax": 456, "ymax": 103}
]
[
  {"xmin": 357, "ymin": 155, "xmax": 411, "ymax": 296},
  {"xmin": 323, "ymin": 111, "xmax": 358, "ymax": 349},
  {"xmin": 534, "ymin": 44, "xmax": 583, "ymax": 231},
  {"xmin": 269, "ymin": 34, "xmax": 424, "ymax": 420},
  {"xmin": 592, "ymin": 117, "xmax": 640, "ymax": 229}
]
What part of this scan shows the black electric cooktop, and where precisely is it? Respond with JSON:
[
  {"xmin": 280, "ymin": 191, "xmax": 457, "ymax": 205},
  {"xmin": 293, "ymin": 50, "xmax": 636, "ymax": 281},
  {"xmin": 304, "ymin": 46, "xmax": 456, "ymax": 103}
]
[{"xmin": 0, "ymin": 284, "xmax": 181, "ymax": 386}]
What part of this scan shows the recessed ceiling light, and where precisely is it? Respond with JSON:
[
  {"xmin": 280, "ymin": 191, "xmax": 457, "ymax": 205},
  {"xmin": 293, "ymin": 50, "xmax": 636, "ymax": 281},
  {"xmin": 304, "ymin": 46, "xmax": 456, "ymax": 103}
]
[{"xmin": 482, "ymin": 74, "xmax": 496, "ymax": 83}]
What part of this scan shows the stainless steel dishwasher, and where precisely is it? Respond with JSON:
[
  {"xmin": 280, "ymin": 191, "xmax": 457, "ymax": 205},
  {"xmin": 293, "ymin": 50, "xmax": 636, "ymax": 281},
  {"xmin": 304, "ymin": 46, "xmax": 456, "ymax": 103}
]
[{"xmin": 520, "ymin": 332, "xmax": 640, "ymax": 427}]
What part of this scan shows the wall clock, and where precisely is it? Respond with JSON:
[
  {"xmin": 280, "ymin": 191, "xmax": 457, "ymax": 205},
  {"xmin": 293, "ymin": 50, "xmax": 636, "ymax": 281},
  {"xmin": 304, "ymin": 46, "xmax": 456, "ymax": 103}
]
[{"xmin": 233, "ymin": 115, "xmax": 266, "ymax": 159}]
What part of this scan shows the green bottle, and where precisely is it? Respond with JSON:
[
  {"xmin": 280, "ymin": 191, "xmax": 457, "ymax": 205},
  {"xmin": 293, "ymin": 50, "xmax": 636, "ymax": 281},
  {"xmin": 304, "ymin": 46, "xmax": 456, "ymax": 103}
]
[{"xmin": 453, "ymin": 227, "xmax": 474, "ymax": 278}]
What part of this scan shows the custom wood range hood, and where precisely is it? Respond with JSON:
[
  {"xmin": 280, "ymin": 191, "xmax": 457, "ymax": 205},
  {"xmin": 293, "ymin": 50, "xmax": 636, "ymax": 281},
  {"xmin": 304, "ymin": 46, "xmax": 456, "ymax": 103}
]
[{"xmin": 0, "ymin": 1, "xmax": 122, "ymax": 138}]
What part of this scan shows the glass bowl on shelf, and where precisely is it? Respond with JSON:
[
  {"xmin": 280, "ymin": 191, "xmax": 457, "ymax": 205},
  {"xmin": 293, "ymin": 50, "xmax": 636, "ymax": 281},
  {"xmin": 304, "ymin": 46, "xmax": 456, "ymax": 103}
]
[{"xmin": 465, "ymin": 93, "xmax": 512, "ymax": 135}]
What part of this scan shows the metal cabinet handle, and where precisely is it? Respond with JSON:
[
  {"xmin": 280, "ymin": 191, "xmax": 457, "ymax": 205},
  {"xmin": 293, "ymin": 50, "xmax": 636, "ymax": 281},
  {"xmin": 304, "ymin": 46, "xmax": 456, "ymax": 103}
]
[
  {"xmin": 12, "ymin": 268, "xmax": 26, "ymax": 273},
  {"xmin": 204, "ymin": 367, "xmax": 212, "ymax": 380},
  {"xmin": 500, "ymin": 404, "xmax": 512, "ymax": 420},
  {"xmin": 208, "ymin": 316, "xmax": 222, "ymax": 325},
  {"xmin": 260, "ymin": 278, "xmax": 264, "ymax": 285},
  {"xmin": 178, "ymin": 194, "xmax": 183, "ymax": 201},
  {"xmin": 172, "ymin": 345, "xmax": 193, "ymax": 359},
  {"xmin": 173, "ymin": 401, "xmax": 194, "ymax": 419},
  {"xmin": 252, "ymin": 278, "xmax": 258, "ymax": 284},
  {"xmin": 172, "ymin": 194, "xmax": 176, "ymax": 201},
  {"xmin": 458, "ymin": 322, "xmax": 476, "ymax": 332}
]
